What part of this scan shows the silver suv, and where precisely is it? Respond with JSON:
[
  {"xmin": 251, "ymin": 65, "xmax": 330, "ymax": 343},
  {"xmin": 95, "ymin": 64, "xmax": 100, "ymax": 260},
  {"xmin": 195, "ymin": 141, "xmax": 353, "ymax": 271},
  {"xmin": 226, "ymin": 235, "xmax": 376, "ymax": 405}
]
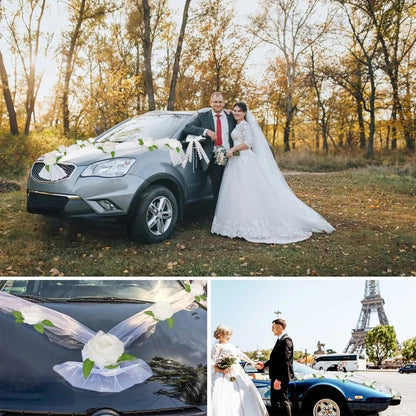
[{"xmin": 27, "ymin": 111, "xmax": 213, "ymax": 243}]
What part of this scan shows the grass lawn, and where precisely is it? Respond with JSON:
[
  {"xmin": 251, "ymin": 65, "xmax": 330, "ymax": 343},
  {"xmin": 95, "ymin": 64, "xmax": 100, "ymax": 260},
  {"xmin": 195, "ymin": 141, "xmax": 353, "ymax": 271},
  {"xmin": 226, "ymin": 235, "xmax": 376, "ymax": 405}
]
[{"xmin": 0, "ymin": 168, "xmax": 415, "ymax": 277}]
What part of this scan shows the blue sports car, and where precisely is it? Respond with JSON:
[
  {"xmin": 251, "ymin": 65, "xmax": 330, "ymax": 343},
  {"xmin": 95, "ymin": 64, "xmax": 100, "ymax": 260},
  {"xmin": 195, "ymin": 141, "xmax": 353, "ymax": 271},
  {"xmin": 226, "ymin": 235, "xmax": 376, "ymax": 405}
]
[{"xmin": 251, "ymin": 362, "xmax": 401, "ymax": 416}]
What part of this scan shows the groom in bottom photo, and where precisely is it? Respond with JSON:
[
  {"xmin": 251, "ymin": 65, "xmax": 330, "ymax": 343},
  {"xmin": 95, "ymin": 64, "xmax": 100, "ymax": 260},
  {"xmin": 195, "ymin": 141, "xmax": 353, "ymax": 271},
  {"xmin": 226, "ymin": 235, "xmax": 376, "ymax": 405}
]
[{"xmin": 263, "ymin": 318, "xmax": 294, "ymax": 416}]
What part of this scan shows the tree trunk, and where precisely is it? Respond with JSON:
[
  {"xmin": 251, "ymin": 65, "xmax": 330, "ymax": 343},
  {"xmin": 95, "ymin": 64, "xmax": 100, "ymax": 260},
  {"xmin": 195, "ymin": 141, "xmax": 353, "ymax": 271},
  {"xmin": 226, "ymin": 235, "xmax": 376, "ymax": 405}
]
[
  {"xmin": 0, "ymin": 51, "xmax": 19, "ymax": 135},
  {"xmin": 63, "ymin": 0, "xmax": 87, "ymax": 134},
  {"xmin": 167, "ymin": 0, "xmax": 191, "ymax": 110},
  {"xmin": 142, "ymin": 0, "xmax": 155, "ymax": 111},
  {"xmin": 356, "ymin": 99, "xmax": 366, "ymax": 149}
]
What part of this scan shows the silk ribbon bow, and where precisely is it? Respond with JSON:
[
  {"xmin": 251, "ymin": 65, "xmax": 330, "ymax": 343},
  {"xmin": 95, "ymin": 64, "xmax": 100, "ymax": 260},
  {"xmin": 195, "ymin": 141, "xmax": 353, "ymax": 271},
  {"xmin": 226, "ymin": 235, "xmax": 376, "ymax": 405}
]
[{"xmin": 182, "ymin": 136, "xmax": 210, "ymax": 171}]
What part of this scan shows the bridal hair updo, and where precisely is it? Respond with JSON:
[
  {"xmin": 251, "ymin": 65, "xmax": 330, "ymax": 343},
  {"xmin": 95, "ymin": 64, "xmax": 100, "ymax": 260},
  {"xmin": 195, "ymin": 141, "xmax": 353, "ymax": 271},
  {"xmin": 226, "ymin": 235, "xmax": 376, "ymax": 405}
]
[{"xmin": 214, "ymin": 324, "xmax": 233, "ymax": 339}]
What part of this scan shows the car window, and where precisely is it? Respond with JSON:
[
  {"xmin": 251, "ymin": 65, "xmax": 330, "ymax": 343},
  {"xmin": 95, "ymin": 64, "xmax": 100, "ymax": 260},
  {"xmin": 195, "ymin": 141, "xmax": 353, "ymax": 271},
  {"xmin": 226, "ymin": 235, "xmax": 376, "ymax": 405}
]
[
  {"xmin": 96, "ymin": 113, "xmax": 193, "ymax": 142},
  {"xmin": 1, "ymin": 280, "xmax": 187, "ymax": 302}
]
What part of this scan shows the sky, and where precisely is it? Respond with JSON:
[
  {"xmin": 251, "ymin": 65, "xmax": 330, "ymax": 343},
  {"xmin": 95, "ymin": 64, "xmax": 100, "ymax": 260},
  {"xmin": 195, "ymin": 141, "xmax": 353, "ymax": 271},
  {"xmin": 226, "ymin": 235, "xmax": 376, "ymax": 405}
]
[{"xmin": 211, "ymin": 278, "xmax": 416, "ymax": 355}]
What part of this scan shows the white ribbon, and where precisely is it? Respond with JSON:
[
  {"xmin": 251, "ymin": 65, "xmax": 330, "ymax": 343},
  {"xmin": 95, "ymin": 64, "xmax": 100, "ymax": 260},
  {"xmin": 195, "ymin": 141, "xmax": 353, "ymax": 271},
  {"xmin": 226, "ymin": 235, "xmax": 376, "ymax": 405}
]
[
  {"xmin": 182, "ymin": 136, "xmax": 210, "ymax": 170},
  {"xmin": 0, "ymin": 281, "xmax": 206, "ymax": 393}
]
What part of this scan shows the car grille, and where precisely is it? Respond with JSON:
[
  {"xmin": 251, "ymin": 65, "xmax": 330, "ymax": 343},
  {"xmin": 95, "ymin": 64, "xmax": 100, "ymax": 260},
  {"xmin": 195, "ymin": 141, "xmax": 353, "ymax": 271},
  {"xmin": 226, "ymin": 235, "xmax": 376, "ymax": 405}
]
[
  {"xmin": 27, "ymin": 192, "xmax": 69, "ymax": 213},
  {"xmin": 0, "ymin": 407, "xmax": 206, "ymax": 416},
  {"xmin": 31, "ymin": 162, "xmax": 75, "ymax": 182}
]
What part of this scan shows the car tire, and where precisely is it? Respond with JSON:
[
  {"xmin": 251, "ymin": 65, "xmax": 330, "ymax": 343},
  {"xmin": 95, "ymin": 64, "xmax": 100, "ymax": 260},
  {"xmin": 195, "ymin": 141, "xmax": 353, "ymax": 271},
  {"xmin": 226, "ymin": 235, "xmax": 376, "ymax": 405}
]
[
  {"xmin": 305, "ymin": 391, "xmax": 348, "ymax": 416},
  {"xmin": 129, "ymin": 185, "xmax": 178, "ymax": 243}
]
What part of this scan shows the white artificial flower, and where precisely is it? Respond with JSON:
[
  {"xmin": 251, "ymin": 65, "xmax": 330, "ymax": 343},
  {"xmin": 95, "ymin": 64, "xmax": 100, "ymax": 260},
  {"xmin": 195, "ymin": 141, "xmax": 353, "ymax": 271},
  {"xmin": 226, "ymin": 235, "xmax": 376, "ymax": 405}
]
[
  {"xmin": 57, "ymin": 145, "xmax": 67, "ymax": 154},
  {"xmin": 150, "ymin": 301, "xmax": 174, "ymax": 321},
  {"xmin": 101, "ymin": 141, "xmax": 116, "ymax": 153},
  {"xmin": 82, "ymin": 331, "xmax": 125, "ymax": 369},
  {"xmin": 21, "ymin": 305, "xmax": 45, "ymax": 325},
  {"xmin": 43, "ymin": 152, "xmax": 59, "ymax": 167}
]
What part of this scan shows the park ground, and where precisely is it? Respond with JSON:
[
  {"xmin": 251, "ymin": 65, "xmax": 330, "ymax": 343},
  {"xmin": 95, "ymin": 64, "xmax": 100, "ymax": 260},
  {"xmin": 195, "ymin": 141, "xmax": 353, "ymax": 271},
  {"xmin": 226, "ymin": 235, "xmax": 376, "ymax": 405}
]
[{"xmin": 0, "ymin": 164, "xmax": 415, "ymax": 277}]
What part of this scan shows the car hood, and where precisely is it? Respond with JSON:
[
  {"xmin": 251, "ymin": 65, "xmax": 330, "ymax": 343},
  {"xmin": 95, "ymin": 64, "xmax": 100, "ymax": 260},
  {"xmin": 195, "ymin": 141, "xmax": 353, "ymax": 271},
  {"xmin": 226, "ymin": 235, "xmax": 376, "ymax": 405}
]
[
  {"xmin": 295, "ymin": 369, "xmax": 401, "ymax": 399},
  {"xmin": 38, "ymin": 138, "xmax": 179, "ymax": 166},
  {"xmin": 0, "ymin": 301, "xmax": 206, "ymax": 413}
]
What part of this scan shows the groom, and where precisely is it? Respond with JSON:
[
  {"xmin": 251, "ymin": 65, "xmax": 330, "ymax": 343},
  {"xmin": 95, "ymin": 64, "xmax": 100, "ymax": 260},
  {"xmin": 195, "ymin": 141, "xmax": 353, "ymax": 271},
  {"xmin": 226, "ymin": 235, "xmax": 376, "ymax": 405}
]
[
  {"xmin": 183, "ymin": 92, "xmax": 236, "ymax": 200},
  {"xmin": 263, "ymin": 318, "xmax": 294, "ymax": 416}
]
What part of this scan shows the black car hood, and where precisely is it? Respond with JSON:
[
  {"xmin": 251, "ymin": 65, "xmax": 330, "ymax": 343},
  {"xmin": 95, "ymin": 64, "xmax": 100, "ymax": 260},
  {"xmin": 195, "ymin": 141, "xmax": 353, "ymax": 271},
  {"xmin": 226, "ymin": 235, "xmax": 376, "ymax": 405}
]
[{"xmin": 0, "ymin": 301, "xmax": 206, "ymax": 413}]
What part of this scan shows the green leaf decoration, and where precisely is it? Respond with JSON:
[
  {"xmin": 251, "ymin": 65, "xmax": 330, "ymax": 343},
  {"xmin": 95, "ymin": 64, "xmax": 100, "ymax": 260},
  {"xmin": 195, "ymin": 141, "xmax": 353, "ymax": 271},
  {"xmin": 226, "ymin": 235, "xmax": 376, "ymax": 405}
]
[
  {"xmin": 12, "ymin": 311, "xmax": 23, "ymax": 320},
  {"xmin": 148, "ymin": 146, "xmax": 154, "ymax": 152},
  {"xmin": 15, "ymin": 318, "xmax": 24, "ymax": 324},
  {"xmin": 105, "ymin": 364, "xmax": 120, "ymax": 369},
  {"xmin": 167, "ymin": 317, "xmax": 174, "ymax": 329},
  {"xmin": 152, "ymin": 145, "xmax": 158, "ymax": 149},
  {"xmin": 200, "ymin": 295, "xmax": 207, "ymax": 301},
  {"xmin": 42, "ymin": 319, "xmax": 54, "ymax": 327},
  {"xmin": 195, "ymin": 295, "xmax": 201, "ymax": 302},
  {"xmin": 111, "ymin": 151, "xmax": 115, "ymax": 158},
  {"xmin": 56, "ymin": 156, "xmax": 62, "ymax": 163},
  {"xmin": 118, "ymin": 353, "xmax": 136, "ymax": 362},
  {"xmin": 144, "ymin": 310, "xmax": 155, "ymax": 317},
  {"xmin": 45, "ymin": 164, "xmax": 50, "ymax": 172},
  {"xmin": 83, "ymin": 359, "xmax": 95, "ymax": 379},
  {"xmin": 164, "ymin": 143, "xmax": 171, "ymax": 148},
  {"xmin": 176, "ymin": 147, "xmax": 180, "ymax": 153},
  {"xmin": 34, "ymin": 323, "xmax": 45, "ymax": 334},
  {"xmin": 138, "ymin": 139, "xmax": 144, "ymax": 145},
  {"xmin": 184, "ymin": 284, "xmax": 191, "ymax": 293}
]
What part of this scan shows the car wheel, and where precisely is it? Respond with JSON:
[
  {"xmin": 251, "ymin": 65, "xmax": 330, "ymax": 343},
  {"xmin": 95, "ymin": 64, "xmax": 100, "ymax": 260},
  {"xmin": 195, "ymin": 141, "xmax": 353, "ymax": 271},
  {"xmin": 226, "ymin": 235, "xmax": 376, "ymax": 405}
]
[
  {"xmin": 129, "ymin": 185, "xmax": 178, "ymax": 243},
  {"xmin": 307, "ymin": 393, "xmax": 347, "ymax": 416},
  {"xmin": 399, "ymin": 370, "xmax": 403, "ymax": 374}
]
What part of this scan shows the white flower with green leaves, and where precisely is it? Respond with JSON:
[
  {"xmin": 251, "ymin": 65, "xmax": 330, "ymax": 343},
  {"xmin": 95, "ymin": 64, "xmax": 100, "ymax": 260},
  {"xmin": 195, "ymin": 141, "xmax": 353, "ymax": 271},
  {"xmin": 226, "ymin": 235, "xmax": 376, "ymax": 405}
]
[
  {"xmin": 81, "ymin": 331, "xmax": 135, "ymax": 378},
  {"xmin": 184, "ymin": 283, "xmax": 207, "ymax": 304},
  {"xmin": 12, "ymin": 305, "xmax": 54, "ymax": 334},
  {"xmin": 145, "ymin": 301, "xmax": 174, "ymax": 328}
]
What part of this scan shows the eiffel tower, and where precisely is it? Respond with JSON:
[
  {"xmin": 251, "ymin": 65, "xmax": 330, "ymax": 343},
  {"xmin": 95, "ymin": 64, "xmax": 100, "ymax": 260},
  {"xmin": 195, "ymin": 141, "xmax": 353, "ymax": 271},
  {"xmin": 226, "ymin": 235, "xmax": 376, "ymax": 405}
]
[{"xmin": 344, "ymin": 280, "xmax": 389, "ymax": 354}]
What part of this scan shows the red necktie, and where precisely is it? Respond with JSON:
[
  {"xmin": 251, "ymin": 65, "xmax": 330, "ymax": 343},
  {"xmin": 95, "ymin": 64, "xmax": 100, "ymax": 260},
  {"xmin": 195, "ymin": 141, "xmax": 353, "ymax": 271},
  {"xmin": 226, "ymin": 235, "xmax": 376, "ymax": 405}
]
[{"xmin": 215, "ymin": 114, "xmax": 222, "ymax": 146}]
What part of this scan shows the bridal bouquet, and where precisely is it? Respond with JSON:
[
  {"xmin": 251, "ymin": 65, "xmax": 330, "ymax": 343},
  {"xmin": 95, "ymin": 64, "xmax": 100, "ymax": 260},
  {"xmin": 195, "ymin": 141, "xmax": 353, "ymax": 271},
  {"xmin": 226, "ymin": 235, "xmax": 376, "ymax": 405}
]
[
  {"xmin": 213, "ymin": 146, "xmax": 228, "ymax": 166},
  {"xmin": 216, "ymin": 355, "xmax": 237, "ymax": 381}
]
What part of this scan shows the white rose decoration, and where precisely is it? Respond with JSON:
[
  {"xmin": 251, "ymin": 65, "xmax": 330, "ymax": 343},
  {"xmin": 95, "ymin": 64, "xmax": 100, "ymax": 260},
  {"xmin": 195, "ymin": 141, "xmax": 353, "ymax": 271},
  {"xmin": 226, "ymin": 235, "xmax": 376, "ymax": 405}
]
[
  {"xmin": 101, "ymin": 141, "xmax": 116, "ymax": 154},
  {"xmin": 82, "ymin": 331, "xmax": 125, "ymax": 369},
  {"xmin": 43, "ymin": 152, "xmax": 59, "ymax": 167},
  {"xmin": 21, "ymin": 305, "xmax": 45, "ymax": 325},
  {"xmin": 150, "ymin": 301, "xmax": 174, "ymax": 321}
]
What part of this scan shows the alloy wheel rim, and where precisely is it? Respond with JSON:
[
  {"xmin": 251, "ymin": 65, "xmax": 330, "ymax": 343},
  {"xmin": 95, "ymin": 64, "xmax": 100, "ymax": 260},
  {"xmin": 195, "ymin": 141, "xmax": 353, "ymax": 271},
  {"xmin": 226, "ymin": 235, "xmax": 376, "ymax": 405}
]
[
  {"xmin": 312, "ymin": 398, "xmax": 341, "ymax": 416},
  {"xmin": 146, "ymin": 196, "xmax": 173, "ymax": 235}
]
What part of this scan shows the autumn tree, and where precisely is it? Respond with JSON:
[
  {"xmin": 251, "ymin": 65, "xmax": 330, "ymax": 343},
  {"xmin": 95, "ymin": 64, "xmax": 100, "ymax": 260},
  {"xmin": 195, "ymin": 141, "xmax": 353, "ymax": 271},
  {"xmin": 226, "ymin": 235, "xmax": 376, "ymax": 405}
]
[
  {"xmin": 4, "ymin": 0, "xmax": 51, "ymax": 134},
  {"xmin": 251, "ymin": 0, "xmax": 333, "ymax": 151},
  {"xmin": 180, "ymin": 0, "xmax": 255, "ymax": 108},
  {"xmin": 340, "ymin": 0, "xmax": 416, "ymax": 151},
  {"xmin": 60, "ymin": 0, "xmax": 118, "ymax": 134},
  {"xmin": 365, "ymin": 325, "xmax": 397, "ymax": 368},
  {"xmin": 0, "ymin": 50, "xmax": 19, "ymax": 135}
]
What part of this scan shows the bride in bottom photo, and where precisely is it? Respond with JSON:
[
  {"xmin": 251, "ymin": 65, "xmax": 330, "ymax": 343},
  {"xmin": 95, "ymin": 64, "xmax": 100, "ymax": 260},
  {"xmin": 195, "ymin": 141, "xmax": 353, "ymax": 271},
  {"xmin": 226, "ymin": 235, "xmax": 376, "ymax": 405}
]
[{"xmin": 211, "ymin": 324, "xmax": 269, "ymax": 416}]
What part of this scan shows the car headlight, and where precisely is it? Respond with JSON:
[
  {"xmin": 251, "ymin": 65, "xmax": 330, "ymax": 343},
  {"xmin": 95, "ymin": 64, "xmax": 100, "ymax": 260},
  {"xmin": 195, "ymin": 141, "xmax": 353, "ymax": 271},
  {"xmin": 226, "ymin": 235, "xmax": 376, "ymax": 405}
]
[{"xmin": 81, "ymin": 158, "xmax": 135, "ymax": 177}]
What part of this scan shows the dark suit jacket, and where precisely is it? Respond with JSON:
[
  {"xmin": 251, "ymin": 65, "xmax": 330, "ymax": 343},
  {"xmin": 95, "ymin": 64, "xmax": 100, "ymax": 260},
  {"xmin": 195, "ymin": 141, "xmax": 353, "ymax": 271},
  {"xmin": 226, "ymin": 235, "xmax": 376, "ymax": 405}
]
[
  {"xmin": 264, "ymin": 334, "xmax": 294, "ymax": 386},
  {"xmin": 183, "ymin": 109, "xmax": 236, "ymax": 171}
]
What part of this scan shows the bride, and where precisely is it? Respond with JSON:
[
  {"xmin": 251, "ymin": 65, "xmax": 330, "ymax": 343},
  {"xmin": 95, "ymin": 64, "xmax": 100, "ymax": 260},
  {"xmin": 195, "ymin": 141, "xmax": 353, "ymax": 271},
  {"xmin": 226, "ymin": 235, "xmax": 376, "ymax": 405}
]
[
  {"xmin": 211, "ymin": 102, "xmax": 335, "ymax": 244},
  {"xmin": 211, "ymin": 325, "xmax": 268, "ymax": 416}
]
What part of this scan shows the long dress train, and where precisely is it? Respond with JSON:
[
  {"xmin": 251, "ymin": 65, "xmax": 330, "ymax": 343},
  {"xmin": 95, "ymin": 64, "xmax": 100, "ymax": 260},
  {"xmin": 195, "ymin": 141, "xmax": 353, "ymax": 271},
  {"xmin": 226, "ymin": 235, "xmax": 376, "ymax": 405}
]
[{"xmin": 211, "ymin": 118, "xmax": 335, "ymax": 244}]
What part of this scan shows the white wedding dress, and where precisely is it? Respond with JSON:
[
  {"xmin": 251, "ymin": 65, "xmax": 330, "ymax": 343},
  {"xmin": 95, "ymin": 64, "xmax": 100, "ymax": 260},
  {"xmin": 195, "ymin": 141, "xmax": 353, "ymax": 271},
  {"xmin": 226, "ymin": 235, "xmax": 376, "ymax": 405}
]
[
  {"xmin": 211, "ymin": 342, "xmax": 268, "ymax": 416},
  {"xmin": 211, "ymin": 116, "xmax": 335, "ymax": 243}
]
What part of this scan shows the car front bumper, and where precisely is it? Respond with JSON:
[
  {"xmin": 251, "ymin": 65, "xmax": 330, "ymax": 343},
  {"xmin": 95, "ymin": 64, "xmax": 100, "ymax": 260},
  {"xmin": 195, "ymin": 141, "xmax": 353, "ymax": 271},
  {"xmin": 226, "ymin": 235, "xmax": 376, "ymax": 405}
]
[{"xmin": 27, "ymin": 166, "xmax": 146, "ymax": 218}]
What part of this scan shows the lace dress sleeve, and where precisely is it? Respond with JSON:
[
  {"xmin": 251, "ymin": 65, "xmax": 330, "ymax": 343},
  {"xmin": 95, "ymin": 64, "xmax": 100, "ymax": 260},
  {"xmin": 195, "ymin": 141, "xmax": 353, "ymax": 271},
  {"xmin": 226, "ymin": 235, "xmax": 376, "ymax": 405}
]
[
  {"xmin": 239, "ymin": 121, "xmax": 254, "ymax": 148},
  {"xmin": 232, "ymin": 344, "xmax": 255, "ymax": 366},
  {"xmin": 211, "ymin": 343, "xmax": 222, "ymax": 372}
]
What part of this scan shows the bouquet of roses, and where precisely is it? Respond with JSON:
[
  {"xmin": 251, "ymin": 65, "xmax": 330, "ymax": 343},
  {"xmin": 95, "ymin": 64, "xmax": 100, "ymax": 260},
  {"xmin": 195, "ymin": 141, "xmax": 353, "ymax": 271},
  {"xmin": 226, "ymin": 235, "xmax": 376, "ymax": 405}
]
[
  {"xmin": 213, "ymin": 146, "xmax": 228, "ymax": 166},
  {"xmin": 216, "ymin": 355, "xmax": 237, "ymax": 381}
]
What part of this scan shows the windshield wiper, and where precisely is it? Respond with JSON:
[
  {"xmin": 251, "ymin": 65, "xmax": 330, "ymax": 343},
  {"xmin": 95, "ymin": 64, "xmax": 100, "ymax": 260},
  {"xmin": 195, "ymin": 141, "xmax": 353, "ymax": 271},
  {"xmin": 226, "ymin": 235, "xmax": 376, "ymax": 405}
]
[
  {"xmin": 65, "ymin": 296, "xmax": 149, "ymax": 303},
  {"xmin": 17, "ymin": 294, "xmax": 59, "ymax": 303}
]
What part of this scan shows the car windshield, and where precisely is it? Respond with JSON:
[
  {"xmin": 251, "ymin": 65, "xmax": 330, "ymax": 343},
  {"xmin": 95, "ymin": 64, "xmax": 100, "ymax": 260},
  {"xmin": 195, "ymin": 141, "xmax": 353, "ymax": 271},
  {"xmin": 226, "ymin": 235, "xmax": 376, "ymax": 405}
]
[
  {"xmin": 1, "ymin": 280, "xmax": 188, "ymax": 302},
  {"xmin": 96, "ymin": 113, "xmax": 193, "ymax": 142}
]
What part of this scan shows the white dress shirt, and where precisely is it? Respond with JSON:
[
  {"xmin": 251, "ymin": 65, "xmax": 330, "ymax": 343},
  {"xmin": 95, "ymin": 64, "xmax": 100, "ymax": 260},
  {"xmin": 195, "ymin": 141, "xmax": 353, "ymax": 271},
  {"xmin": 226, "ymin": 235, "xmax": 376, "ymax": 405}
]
[{"xmin": 204, "ymin": 110, "xmax": 230, "ymax": 150}]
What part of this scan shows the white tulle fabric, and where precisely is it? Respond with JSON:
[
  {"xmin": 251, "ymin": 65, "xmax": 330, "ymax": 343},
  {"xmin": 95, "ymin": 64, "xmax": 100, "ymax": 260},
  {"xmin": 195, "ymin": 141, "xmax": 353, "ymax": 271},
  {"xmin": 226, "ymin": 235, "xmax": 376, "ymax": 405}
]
[
  {"xmin": 211, "ymin": 112, "xmax": 335, "ymax": 243},
  {"xmin": 0, "ymin": 282, "xmax": 205, "ymax": 393},
  {"xmin": 211, "ymin": 342, "xmax": 268, "ymax": 416}
]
